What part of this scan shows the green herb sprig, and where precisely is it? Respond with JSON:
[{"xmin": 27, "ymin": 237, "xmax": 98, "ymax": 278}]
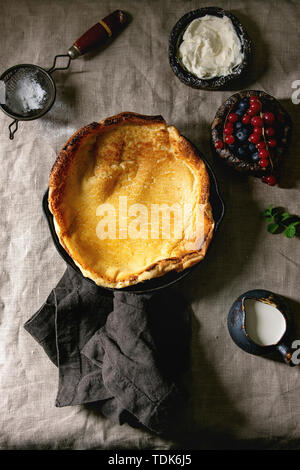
[{"xmin": 263, "ymin": 205, "xmax": 300, "ymax": 238}]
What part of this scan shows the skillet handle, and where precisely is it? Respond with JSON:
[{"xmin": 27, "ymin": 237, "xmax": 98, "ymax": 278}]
[{"xmin": 68, "ymin": 10, "xmax": 128, "ymax": 59}]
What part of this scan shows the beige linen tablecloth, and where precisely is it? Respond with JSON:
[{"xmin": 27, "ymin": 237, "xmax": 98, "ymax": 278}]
[{"xmin": 0, "ymin": 0, "xmax": 300, "ymax": 450}]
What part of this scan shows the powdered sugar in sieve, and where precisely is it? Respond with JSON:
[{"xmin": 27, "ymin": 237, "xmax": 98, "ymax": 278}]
[{"xmin": 1, "ymin": 65, "xmax": 54, "ymax": 117}]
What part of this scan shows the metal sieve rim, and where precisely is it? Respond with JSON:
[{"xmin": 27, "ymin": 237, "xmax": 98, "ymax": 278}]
[{"xmin": 0, "ymin": 63, "xmax": 56, "ymax": 121}]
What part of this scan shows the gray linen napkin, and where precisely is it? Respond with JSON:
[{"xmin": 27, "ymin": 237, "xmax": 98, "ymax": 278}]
[{"xmin": 24, "ymin": 267, "xmax": 190, "ymax": 434}]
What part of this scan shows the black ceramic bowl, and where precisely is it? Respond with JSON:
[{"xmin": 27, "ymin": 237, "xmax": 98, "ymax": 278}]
[
  {"xmin": 43, "ymin": 143, "xmax": 224, "ymax": 294},
  {"xmin": 169, "ymin": 7, "xmax": 252, "ymax": 90},
  {"xmin": 211, "ymin": 90, "xmax": 292, "ymax": 178}
]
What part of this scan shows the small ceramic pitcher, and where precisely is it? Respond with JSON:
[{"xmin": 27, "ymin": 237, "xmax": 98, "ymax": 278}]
[{"xmin": 228, "ymin": 289, "xmax": 296, "ymax": 366}]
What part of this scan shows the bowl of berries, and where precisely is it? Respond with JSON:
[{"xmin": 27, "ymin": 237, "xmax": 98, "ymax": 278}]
[{"xmin": 211, "ymin": 90, "xmax": 292, "ymax": 185}]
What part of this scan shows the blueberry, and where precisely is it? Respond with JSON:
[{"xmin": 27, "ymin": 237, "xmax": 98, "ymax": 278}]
[
  {"xmin": 248, "ymin": 143, "xmax": 256, "ymax": 152},
  {"xmin": 237, "ymin": 147, "xmax": 246, "ymax": 157},
  {"xmin": 238, "ymin": 100, "xmax": 249, "ymax": 111},
  {"xmin": 240, "ymin": 126, "xmax": 249, "ymax": 135},
  {"xmin": 252, "ymin": 152, "xmax": 260, "ymax": 162},
  {"xmin": 236, "ymin": 109, "xmax": 244, "ymax": 116},
  {"xmin": 236, "ymin": 130, "xmax": 248, "ymax": 142},
  {"xmin": 235, "ymin": 122, "xmax": 243, "ymax": 130}
]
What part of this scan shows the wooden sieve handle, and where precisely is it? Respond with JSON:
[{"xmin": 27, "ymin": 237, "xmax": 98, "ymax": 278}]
[{"xmin": 68, "ymin": 10, "xmax": 128, "ymax": 59}]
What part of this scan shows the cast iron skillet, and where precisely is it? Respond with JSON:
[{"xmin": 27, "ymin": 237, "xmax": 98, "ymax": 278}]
[{"xmin": 42, "ymin": 142, "xmax": 224, "ymax": 294}]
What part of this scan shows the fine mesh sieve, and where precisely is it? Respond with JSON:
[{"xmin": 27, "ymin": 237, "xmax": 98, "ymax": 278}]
[
  {"xmin": 0, "ymin": 64, "xmax": 57, "ymax": 138},
  {"xmin": 0, "ymin": 10, "xmax": 128, "ymax": 139}
]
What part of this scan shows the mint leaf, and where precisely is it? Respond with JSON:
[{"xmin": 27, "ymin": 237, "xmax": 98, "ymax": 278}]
[
  {"xmin": 263, "ymin": 206, "xmax": 300, "ymax": 238},
  {"xmin": 263, "ymin": 205, "xmax": 274, "ymax": 217},
  {"xmin": 281, "ymin": 212, "xmax": 291, "ymax": 221},
  {"xmin": 268, "ymin": 223, "xmax": 280, "ymax": 234},
  {"xmin": 284, "ymin": 225, "xmax": 296, "ymax": 238}
]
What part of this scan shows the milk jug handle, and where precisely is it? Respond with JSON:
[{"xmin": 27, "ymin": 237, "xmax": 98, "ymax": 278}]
[{"xmin": 276, "ymin": 342, "xmax": 296, "ymax": 367}]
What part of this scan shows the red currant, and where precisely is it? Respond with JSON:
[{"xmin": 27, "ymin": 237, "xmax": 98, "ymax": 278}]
[
  {"xmin": 249, "ymin": 133, "xmax": 261, "ymax": 144},
  {"xmin": 225, "ymin": 135, "xmax": 235, "ymax": 145},
  {"xmin": 249, "ymin": 101, "xmax": 262, "ymax": 114},
  {"xmin": 265, "ymin": 127, "xmax": 275, "ymax": 137},
  {"xmin": 259, "ymin": 159, "xmax": 269, "ymax": 168},
  {"xmin": 251, "ymin": 116, "xmax": 263, "ymax": 127},
  {"xmin": 263, "ymin": 112, "xmax": 275, "ymax": 124},
  {"xmin": 224, "ymin": 124, "xmax": 234, "ymax": 135},
  {"xmin": 249, "ymin": 96, "xmax": 259, "ymax": 104},
  {"xmin": 259, "ymin": 149, "xmax": 269, "ymax": 159},
  {"xmin": 215, "ymin": 140, "xmax": 223, "ymax": 149},
  {"xmin": 256, "ymin": 141, "xmax": 266, "ymax": 149},
  {"xmin": 266, "ymin": 175, "xmax": 277, "ymax": 186},
  {"xmin": 268, "ymin": 139, "xmax": 277, "ymax": 148},
  {"xmin": 254, "ymin": 127, "xmax": 262, "ymax": 135},
  {"xmin": 227, "ymin": 113, "xmax": 239, "ymax": 123},
  {"xmin": 247, "ymin": 107, "xmax": 257, "ymax": 117},
  {"xmin": 242, "ymin": 114, "xmax": 251, "ymax": 124}
]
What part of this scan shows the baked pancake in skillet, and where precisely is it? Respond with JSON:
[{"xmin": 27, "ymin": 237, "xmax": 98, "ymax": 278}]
[{"xmin": 48, "ymin": 112, "xmax": 214, "ymax": 288}]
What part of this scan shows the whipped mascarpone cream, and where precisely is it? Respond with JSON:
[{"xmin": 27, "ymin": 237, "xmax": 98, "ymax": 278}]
[{"xmin": 178, "ymin": 15, "xmax": 244, "ymax": 79}]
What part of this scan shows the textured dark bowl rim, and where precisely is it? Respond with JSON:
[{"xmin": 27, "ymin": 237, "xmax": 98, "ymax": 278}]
[
  {"xmin": 42, "ymin": 142, "xmax": 224, "ymax": 294},
  {"xmin": 211, "ymin": 89, "xmax": 293, "ymax": 177},
  {"xmin": 0, "ymin": 63, "xmax": 56, "ymax": 121},
  {"xmin": 169, "ymin": 7, "xmax": 252, "ymax": 90}
]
